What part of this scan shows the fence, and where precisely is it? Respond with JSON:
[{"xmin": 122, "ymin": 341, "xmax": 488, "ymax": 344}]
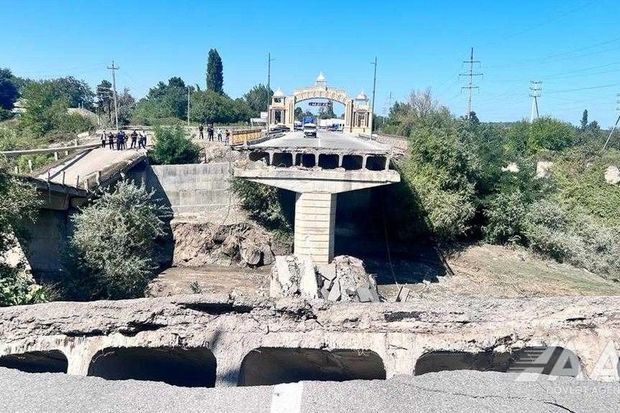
[{"xmin": 229, "ymin": 128, "xmax": 264, "ymax": 146}]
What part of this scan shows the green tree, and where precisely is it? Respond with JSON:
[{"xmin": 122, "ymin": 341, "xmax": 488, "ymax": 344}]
[
  {"xmin": 0, "ymin": 68, "xmax": 19, "ymax": 111},
  {"xmin": 20, "ymin": 80, "xmax": 69, "ymax": 136},
  {"xmin": 318, "ymin": 101, "xmax": 337, "ymax": 119},
  {"xmin": 0, "ymin": 161, "xmax": 47, "ymax": 306},
  {"xmin": 580, "ymin": 110, "xmax": 588, "ymax": 131},
  {"xmin": 294, "ymin": 107, "xmax": 303, "ymax": 121},
  {"xmin": 243, "ymin": 84, "xmax": 272, "ymax": 116},
  {"xmin": 206, "ymin": 49, "xmax": 224, "ymax": 94},
  {"xmin": 190, "ymin": 89, "xmax": 243, "ymax": 124},
  {"xmin": 150, "ymin": 126, "xmax": 200, "ymax": 165},
  {"xmin": 505, "ymin": 117, "xmax": 576, "ymax": 156},
  {"xmin": 96, "ymin": 80, "xmax": 113, "ymax": 122},
  {"xmin": 67, "ymin": 181, "xmax": 169, "ymax": 299},
  {"xmin": 133, "ymin": 78, "xmax": 192, "ymax": 124},
  {"xmin": 53, "ymin": 77, "xmax": 94, "ymax": 108}
]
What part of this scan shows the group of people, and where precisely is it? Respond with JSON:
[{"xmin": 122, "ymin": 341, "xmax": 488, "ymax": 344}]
[
  {"xmin": 198, "ymin": 123, "xmax": 230, "ymax": 142},
  {"xmin": 101, "ymin": 130, "xmax": 147, "ymax": 150}
]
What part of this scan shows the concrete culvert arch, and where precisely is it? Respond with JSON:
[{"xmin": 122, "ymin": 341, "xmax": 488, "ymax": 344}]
[
  {"xmin": 238, "ymin": 347, "xmax": 386, "ymax": 386},
  {"xmin": 508, "ymin": 346, "xmax": 581, "ymax": 377},
  {"xmin": 414, "ymin": 350, "xmax": 512, "ymax": 375},
  {"xmin": 0, "ymin": 350, "xmax": 68, "ymax": 373},
  {"xmin": 87, "ymin": 347, "xmax": 216, "ymax": 387}
]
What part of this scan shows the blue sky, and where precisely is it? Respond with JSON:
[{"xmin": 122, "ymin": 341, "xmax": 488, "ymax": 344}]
[{"xmin": 3, "ymin": 0, "xmax": 620, "ymax": 126}]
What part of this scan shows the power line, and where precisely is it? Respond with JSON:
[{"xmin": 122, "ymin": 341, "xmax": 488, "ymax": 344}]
[
  {"xmin": 530, "ymin": 81, "xmax": 542, "ymax": 122},
  {"xmin": 106, "ymin": 61, "xmax": 120, "ymax": 130},
  {"xmin": 459, "ymin": 47, "xmax": 483, "ymax": 117}
]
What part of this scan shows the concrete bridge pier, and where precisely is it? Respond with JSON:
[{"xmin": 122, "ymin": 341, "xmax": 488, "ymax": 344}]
[{"xmin": 294, "ymin": 192, "xmax": 337, "ymax": 265}]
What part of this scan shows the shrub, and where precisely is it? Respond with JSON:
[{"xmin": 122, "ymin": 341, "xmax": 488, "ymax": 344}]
[
  {"xmin": 231, "ymin": 178, "xmax": 292, "ymax": 233},
  {"xmin": 56, "ymin": 112, "xmax": 94, "ymax": 134},
  {"xmin": 150, "ymin": 126, "xmax": 201, "ymax": 165},
  {"xmin": 66, "ymin": 181, "xmax": 169, "ymax": 299},
  {"xmin": 483, "ymin": 190, "xmax": 528, "ymax": 244},
  {"xmin": 0, "ymin": 161, "xmax": 46, "ymax": 306},
  {"xmin": 523, "ymin": 200, "xmax": 620, "ymax": 280},
  {"xmin": 551, "ymin": 148, "xmax": 620, "ymax": 227}
]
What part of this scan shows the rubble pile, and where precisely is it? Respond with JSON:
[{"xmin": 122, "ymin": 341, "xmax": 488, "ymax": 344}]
[
  {"xmin": 270, "ymin": 255, "xmax": 381, "ymax": 302},
  {"xmin": 171, "ymin": 221, "xmax": 291, "ymax": 267},
  {"xmin": 318, "ymin": 256, "xmax": 381, "ymax": 302}
]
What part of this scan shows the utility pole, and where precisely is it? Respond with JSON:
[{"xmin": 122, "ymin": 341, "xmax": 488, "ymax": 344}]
[
  {"xmin": 529, "ymin": 81, "xmax": 542, "ymax": 122},
  {"xmin": 459, "ymin": 47, "xmax": 483, "ymax": 118},
  {"xmin": 187, "ymin": 86, "xmax": 191, "ymax": 126},
  {"xmin": 370, "ymin": 56, "xmax": 377, "ymax": 134},
  {"xmin": 107, "ymin": 61, "xmax": 120, "ymax": 130},
  {"xmin": 603, "ymin": 93, "xmax": 620, "ymax": 150},
  {"xmin": 266, "ymin": 53, "xmax": 274, "ymax": 135}
]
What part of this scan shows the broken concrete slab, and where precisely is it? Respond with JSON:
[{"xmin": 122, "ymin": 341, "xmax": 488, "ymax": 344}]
[{"xmin": 396, "ymin": 286, "xmax": 411, "ymax": 303}]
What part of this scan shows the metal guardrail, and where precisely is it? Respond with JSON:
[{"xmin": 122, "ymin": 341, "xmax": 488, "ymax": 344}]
[
  {"xmin": 0, "ymin": 143, "xmax": 100, "ymax": 158},
  {"xmin": 230, "ymin": 128, "xmax": 264, "ymax": 146}
]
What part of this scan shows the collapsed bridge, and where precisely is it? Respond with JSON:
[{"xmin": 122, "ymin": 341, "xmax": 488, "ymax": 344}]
[{"xmin": 0, "ymin": 295, "xmax": 618, "ymax": 387}]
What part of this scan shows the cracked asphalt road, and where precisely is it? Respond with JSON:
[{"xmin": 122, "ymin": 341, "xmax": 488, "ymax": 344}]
[{"xmin": 0, "ymin": 368, "xmax": 618, "ymax": 412}]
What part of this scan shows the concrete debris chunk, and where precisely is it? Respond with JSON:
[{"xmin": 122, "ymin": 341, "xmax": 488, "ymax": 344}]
[
  {"xmin": 327, "ymin": 279, "xmax": 341, "ymax": 301},
  {"xmin": 396, "ymin": 286, "xmax": 411, "ymax": 302},
  {"xmin": 269, "ymin": 254, "xmax": 381, "ymax": 303},
  {"xmin": 356, "ymin": 286, "xmax": 373, "ymax": 303}
]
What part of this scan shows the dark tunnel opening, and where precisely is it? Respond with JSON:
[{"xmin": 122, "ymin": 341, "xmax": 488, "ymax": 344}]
[
  {"xmin": 87, "ymin": 347, "xmax": 217, "ymax": 387},
  {"xmin": 342, "ymin": 155, "xmax": 363, "ymax": 170},
  {"xmin": 415, "ymin": 347, "xmax": 581, "ymax": 378},
  {"xmin": 238, "ymin": 347, "xmax": 386, "ymax": 386},
  {"xmin": 0, "ymin": 350, "xmax": 68, "ymax": 373},
  {"xmin": 300, "ymin": 153, "xmax": 316, "ymax": 168},
  {"xmin": 366, "ymin": 156, "xmax": 387, "ymax": 171},
  {"xmin": 414, "ymin": 351, "xmax": 511, "ymax": 375},
  {"xmin": 249, "ymin": 151, "xmax": 270, "ymax": 164},
  {"xmin": 272, "ymin": 152, "xmax": 293, "ymax": 167},
  {"xmin": 318, "ymin": 154, "xmax": 339, "ymax": 169}
]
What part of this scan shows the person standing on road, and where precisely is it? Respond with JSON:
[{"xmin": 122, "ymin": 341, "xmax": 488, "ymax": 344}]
[
  {"xmin": 108, "ymin": 132, "xmax": 114, "ymax": 149},
  {"xmin": 130, "ymin": 129, "xmax": 138, "ymax": 149},
  {"xmin": 217, "ymin": 128, "xmax": 222, "ymax": 142},
  {"xmin": 198, "ymin": 123, "xmax": 204, "ymax": 139},
  {"xmin": 225, "ymin": 129, "xmax": 230, "ymax": 144},
  {"xmin": 139, "ymin": 131, "xmax": 147, "ymax": 149},
  {"xmin": 101, "ymin": 131, "xmax": 107, "ymax": 148},
  {"xmin": 207, "ymin": 124, "xmax": 214, "ymax": 141}
]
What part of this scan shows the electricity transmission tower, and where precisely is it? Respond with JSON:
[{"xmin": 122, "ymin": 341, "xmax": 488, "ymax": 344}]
[
  {"xmin": 106, "ymin": 61, "xmax": 120, "ymax": 130},
  {"xmin": 459, "ymin": 47, "xmax": 483, "ymax": 117},
  {"xmin": 529, "ymin": 81, "xmax": 542, "ymax": 122},
  {"xmin": 603, "ymin": 93, "xmax": 620, "ymax": 150}
]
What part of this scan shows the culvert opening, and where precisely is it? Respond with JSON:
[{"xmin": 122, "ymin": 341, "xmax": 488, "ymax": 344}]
[
  {"xmin": 0, "ymin": 350, "xmax": 68, "ymax": 373},
  {"xmin": 318, "ymin": 154, "xmax": 339, "ymax": 169},
  {"xmin": 87, "ymin": 347, "xmax": 216, "ymax": 387},
  {"xmin": 238, "ymin": 347, "xmax": 386, "ymax": 386},
  {"xmin": 366, "ymin": 156, "xmax": 387, "ymax": 171},
  {"xmin": 508, "ymin": 346, "xmax": 581, "ymax": 377},
  {"xmin": 249, "ymin": 151, "xmax": 269, "ymax": 164},
  {"xmin": 272, "ymin": 152, "xmax": 293, "ymax": 167},
  {"xmin": 300, "ymin": 153, "xmax": 316, "ymax": 168},
  {"xmin": 342, "ymin": 155, "xmax": 363, "ymax": 170},
  {"xmin": 415, "ymin": 347, "xmax": 581, "ymax": 378},
  {"xmin": 414, "ymin": 351, "xmax": 512, "ymax": 375}
]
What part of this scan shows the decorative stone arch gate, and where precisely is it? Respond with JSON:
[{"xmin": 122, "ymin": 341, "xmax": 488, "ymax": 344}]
[{"xmin": 268, "ymin": 73, "xmax": 372, "ymax": 134}]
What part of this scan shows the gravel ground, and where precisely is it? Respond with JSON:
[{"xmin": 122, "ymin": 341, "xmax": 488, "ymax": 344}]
[{"xmin": 1, "ymin": 367, "xmax": 618, "ymax": 412}]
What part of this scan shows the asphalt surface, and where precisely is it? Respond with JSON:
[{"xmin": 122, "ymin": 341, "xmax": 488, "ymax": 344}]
[
  {"xmin": 1, "ymin": 367, "xmax": 618, "ymax": 412},
  {"xmin": 254, "ymin": 131, "xmax": 388, "ymax": 151},
  {"xmin": 38, "ymin": 147, "xmax": 146, "ymax": 186}
]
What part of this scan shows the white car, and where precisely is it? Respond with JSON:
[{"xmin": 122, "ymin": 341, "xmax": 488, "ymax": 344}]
[{"xmin": 303, "ymin": 123, "xmax": 317, "ymax": 138}]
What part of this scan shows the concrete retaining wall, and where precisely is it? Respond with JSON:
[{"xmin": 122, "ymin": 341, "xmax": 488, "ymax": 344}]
[{"xmin": 144, "ymin": 163, "xmax": 236, "ymax": 215}]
